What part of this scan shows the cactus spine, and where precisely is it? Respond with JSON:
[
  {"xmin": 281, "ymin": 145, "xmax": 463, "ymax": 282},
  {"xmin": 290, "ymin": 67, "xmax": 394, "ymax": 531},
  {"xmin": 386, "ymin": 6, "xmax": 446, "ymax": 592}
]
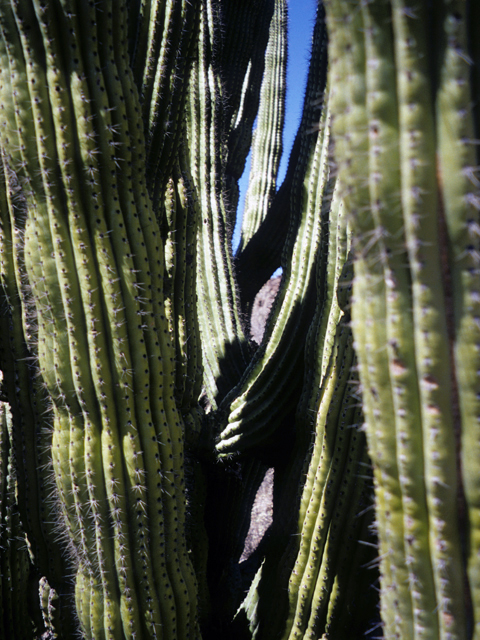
[{"xmin": 0, "ymin": 0, "xmax": 479, "ymax": 638}]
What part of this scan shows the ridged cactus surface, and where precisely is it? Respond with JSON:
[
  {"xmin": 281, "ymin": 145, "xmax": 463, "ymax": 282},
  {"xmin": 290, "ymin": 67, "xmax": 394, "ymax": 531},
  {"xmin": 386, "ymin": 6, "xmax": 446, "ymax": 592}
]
[
  {"xmin": 325, "ymin": 0, "xmax": 479, "ymax": 637},
  {"xmin": 0, "ymin": 2, "xmax": 199, "ymax": 638},
  {"xmin": 0, "ymin": 0, "xmax": 479, "ymax": 639}
]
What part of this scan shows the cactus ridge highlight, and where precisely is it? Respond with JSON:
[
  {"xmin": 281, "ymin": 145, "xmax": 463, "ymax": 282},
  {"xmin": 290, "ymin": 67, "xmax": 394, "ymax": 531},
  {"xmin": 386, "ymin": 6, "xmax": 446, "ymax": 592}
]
[
  {"xmin": 1, "ymin": 1, "xmax": 480, "ymax": 637},
  {"xmin": 0, "ymin": 2, "xmax": 201, "ymax": 637},
  {"xmin": 325, "ymin": 0, "xmax": 480, "ymax": 635},
  {"xmin": 216, "ymin": 9, "xmax": 329, "ymax": 457},
  {"xmin": 239, "ymin": 0, "xmax": 287, "ymax": 251}
]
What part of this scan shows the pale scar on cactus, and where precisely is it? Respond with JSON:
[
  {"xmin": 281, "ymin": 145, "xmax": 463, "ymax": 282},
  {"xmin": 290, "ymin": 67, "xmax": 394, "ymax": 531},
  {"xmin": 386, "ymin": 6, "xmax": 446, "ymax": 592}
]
[{"xmin": 0, "ymin": 1, "xmax": 479, "ymax": 639}]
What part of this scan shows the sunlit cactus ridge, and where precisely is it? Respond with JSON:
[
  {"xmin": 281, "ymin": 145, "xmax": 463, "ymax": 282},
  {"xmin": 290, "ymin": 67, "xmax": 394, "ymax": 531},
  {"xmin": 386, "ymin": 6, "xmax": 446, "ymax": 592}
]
[{"xmin": 0, "ymin": 1, "xmax": 478, "ymax": 639}]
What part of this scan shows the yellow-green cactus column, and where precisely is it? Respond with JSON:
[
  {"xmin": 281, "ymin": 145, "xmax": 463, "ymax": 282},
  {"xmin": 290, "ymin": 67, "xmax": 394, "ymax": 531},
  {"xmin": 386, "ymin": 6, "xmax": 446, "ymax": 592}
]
[
  {"xmin": 0, "ymin": 1, "xmax": 200, "ymax": 638},
  {"xmin": 325, "ymin": 0, "xmax": 477, "ymax": 636}
]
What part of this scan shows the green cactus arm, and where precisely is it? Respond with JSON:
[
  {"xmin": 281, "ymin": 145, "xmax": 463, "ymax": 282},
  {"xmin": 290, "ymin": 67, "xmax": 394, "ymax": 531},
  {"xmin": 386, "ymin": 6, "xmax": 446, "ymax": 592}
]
[
  {"xmin": 325, "ymin": 0, "xmax": 472, "ymax": 635},
  {"xmin": 223, "ymin": 1, "xmax": 277, "ymax": 205},
  {"xmin": 293, "ymin": 187, "xmax": 350, "ymax": 532},
  {"xmin": 161, "ymin": 160, "xmax": 203, "ymax": 441},
  {"xmin": 321, "ymin": 445, "xmax": 375, "ymax": 638},
  {"xmin": 282, "ymin": 325, "xmax": 356, "ymax": 639},
  {"xmin": 361, "ymin": 2, "xmax": 441, "ymax": 635},
  {"xmin": 435, "ymin": 0, "xmax": 480, "ymax": 631},
  {"xmin": 0, "ymin": 156, "xmax": 71, "ymax": 589},
  {"xmin": 348, "ymin": 257, "xmax": 401, "ymax": 635},
  {"xmin": 281, "ymin": 240, "xmax": 365, "ymax": 639},
  {"xmin": 44, "ymin": 9, "xmax": 166, "ymax": 636},
  {"xmin": 19, "ymin": 4, "xmax": 99, "ymax": 570},
  {"xmin": 238, "ymin": 0, "xmax": 287, "ymax": 251},
  {"xmin": 175, "ymin": 165, "xmax": 203, "ymax": 430},
  {"xmin": 135, "ymin": 0, "xmax": 199, "ymax": 209},
  {"xmin": 299, "ymin": 179, "xmax": 347, "ymax": 410},
  {"xmin": 233, "ymin": 7, "xmax": 326, "ymax": 314},
  {"xmin": 186, "ymin": 0, "xmax": 251, "ymax": 408},
  {"xmin": 27, "ymin": 4, "xmax": 166, "ymax": 634},
  {"xmin": 215, "ymin": 12, "xmax": 329, "ymax": 457},
  {"xmin": 0, "ymin": 15, "xmax": 71, "ymax": 591},
  {"xmin": 0, "ymin": 2, "xmax": 204, "ymax": 638},
  {"xmin": 208, "ymin": 0, "xmax": 277, "ymax": 214},
  {"xmin": 39, "ymin": 576, "xmax": 76, "ymax": 640},
  {"xmin": 218, "ymin": 0, "xmax": 274, "ymax": 136},
  {"xmin": 391, "ymin": 2, "xmax": 468, "ymax": 634},
  {"xmin": 0, "ymin": 34, "xmax": 79, "ymax": 639},
  {"xmin": 73, "ymin": 3, "xmax": 200, "ymax": 633},
  {"xmin": 10, "ymin": 4, "xmax": 141, "ymax": 636},
  {"xmin": 324, "ymin": 1, "xmax": 416, "ymax": 634},
  {"xmin": 301, "ymin": 404, "xmax": 367, "ymax": 639}
]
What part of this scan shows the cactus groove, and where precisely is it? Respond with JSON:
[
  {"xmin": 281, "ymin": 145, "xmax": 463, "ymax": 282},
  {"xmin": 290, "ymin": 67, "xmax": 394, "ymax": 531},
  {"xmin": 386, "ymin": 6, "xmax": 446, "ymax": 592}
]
[{"xmin": 0, "ymin": 1, "xmax": 479, "ymax": 639}]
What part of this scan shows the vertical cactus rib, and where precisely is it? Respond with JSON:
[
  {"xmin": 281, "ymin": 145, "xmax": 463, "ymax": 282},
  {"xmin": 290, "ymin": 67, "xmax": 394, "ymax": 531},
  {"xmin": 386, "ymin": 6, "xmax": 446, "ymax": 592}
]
[
  {"xmin": 392, "ymin": 2, "xmax": 467, "ymax": 635},
  {"xmin": 279, "ymin": 219, "xmax": 368, "ymax": 639},
  {"xmin": 361, "ymin": 1, "xmax": 439, "ymax": 636},
  {"xmin": 211, "ymin": 0, "xmax": 275, "ymax": 209},
  {"xmin": 325, "ymin": 0, "xmax": 474, "ymax": 635},
  {"xmin": 0, "ymin": 1, "xmax": 201, "ymax": 638},
  {"xmin": 221, "ymin": 7, "xmax": 269, "ymax": 186},
  {"xmin": 326, "ymin": 0, "xmax": 414, "ymax": 635},
  {"xmin": 349, "ymin": 256, "xmax": 400, "ymax": 636},
  {"xmin": 186, "ymin": 0, "xmax": 250, "ymax": 408},
  {"xmin": 320, "ymin": 444, "xmax": 375, "ymax": 638},
  {"xmin": 300, "ymin": 180, "xmax": 347, "ymax": 408},
  {"xmin": 301, "ymin": 407, "xmax": 368, "ymax": 640},
  {"xmin": 133, "ymin": 0, "xmax": 200, "ymax": 209},
  {"xmin": 0, "ymin": 14, "xmax": 72, "ymax": 600},
  {"xmin": 294, "ymin": 184, "xmax": 349, "ymax": 535},
  {"xmin": 239, "ymin": 0, "xmax": 287, "ymax": 252},
  {"xmin": 281, "ymin": 326, "xmax": 357, "ymax": 639},
  {"xmin": 162, "ymin": 160, "xmax": 203, "ymax": 441},
  {"xmin": 215, "ymin": 8, "xmax": 329, "ymax": 456},
  {"xmin": 219, "ymin": 0, "xmax": 273, "ymax": 132},
  {"xmin": 435, "ymin": 0, "xmax": 479, "ymax": 632},
  {"xmin": 108, "ymin": 8, "xmax": 200, "ymax": 629}
]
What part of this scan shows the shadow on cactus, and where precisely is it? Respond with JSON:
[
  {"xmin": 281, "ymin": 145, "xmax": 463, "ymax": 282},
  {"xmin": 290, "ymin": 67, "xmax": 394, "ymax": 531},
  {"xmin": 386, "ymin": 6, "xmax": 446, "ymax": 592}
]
[{"xmin": 0, "ymin": 0, "xmax": 478, "ymax": 639}]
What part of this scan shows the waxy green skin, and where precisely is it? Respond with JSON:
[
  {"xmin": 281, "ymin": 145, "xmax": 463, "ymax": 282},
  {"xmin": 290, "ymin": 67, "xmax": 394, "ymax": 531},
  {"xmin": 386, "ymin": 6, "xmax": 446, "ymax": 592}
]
[
  {"xmin": 0, "ymin": 1, "xmax": 200, "ymax": 638},
  {"xmin": 0, "ymin": 0, "xmax": 479, "ymax": 639},
  {"xmin": 325, "ymin": 0, "xmax": 478, "ymax": 637}
]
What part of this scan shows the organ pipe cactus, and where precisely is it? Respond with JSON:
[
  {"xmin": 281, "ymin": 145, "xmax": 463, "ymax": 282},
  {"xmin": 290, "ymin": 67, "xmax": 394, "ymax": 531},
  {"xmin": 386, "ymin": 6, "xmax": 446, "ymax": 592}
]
[{"xmin": 0, "ymin": 1, "xmax": 478, "ymax": 639}]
